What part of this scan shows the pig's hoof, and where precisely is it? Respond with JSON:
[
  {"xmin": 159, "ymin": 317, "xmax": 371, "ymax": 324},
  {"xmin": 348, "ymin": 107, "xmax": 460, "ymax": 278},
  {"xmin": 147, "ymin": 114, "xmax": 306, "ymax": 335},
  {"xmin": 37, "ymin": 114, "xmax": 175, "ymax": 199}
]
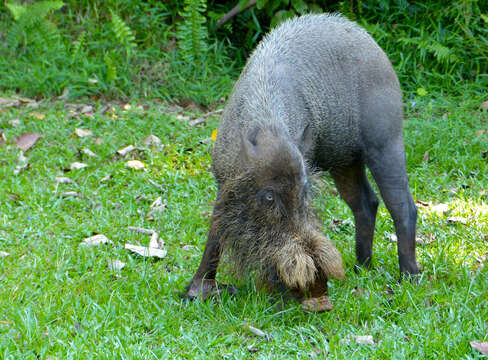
[
  {"xmin": 301, "ymin": 296, "xmax": 334, "ymax": 312},
  {"xmin": 399, "ymin": 262, "xmax": 421, "ymax": 281},
  {"xmin": 183, "ymin": 279, "xmax": 236, "ymax": 302}
]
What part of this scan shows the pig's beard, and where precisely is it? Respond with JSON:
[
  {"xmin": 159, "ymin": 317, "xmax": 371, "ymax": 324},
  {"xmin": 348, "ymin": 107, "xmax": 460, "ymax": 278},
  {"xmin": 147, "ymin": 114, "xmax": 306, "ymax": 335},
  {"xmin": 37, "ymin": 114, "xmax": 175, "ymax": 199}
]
[{"xmin": 213, "ymin": 177, "xmax": 344, "ymax": 293}]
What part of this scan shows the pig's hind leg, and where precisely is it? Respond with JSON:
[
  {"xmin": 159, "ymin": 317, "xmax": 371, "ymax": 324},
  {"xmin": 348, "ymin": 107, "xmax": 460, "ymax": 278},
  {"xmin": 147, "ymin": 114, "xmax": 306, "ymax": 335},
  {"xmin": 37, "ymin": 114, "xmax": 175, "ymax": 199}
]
[
  {"xmin": 360, "ymin": 89, "xmax": 420, "ymax": 277},
  {"xmin": 365, "ymin": 137, "xmax": 420, "ymax": 277}
]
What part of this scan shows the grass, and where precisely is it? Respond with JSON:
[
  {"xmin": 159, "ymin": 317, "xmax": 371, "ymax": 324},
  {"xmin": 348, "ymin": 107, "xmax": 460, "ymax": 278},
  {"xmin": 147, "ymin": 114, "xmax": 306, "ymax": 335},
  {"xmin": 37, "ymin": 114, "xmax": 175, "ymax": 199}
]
[{"xmin": 0, "ymin": 90, "xmax": 487, "ymax": 359}]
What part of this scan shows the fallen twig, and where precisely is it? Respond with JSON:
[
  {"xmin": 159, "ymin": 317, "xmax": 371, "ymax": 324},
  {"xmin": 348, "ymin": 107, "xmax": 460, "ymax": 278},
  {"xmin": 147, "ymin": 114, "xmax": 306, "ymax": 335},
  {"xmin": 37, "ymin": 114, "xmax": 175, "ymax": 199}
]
[{"xmin": 216, "ymin": 1, "xmax": 257, "ymax": 29}]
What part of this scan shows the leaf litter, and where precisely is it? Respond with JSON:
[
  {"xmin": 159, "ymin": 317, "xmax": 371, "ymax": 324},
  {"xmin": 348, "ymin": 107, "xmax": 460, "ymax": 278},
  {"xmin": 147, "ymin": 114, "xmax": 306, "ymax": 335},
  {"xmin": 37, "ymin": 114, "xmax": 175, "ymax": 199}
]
[
  {"xmin": 80, "ymin": 234, "xmax": 113, "ymax": 247},
  {"xmin": 81, "ymin": 148, "xmax": 98, "ymax": 158},
  {"xmin": 13, "ymin": 152, "xmax": 29, "ymax": 175},
  {"xmin": 147, "ymin": 196, "xmax": 167, "ymax": 220},
  {"xmin": 126, "ymin": 160, "xmax": 145, "ymax": 170},
  {"xmin": 125, "ymin": 227, "xmax": 166, "ymax": 259},
  {"xmin": 108, "ymin": 259, "xmax": 126, "ymax": 272},
  {"xmin": 117, "ymin": 145, "xmax": 136, "ymax": 156},
  {"xmin": 301, "ymin": 296, "xmax": 334, "ymax": 312},
  {"xmin": 243, "ymin": 321, "xmax": 269, "ymax": 339},
  {"xmin": 470, "ymin": 341, "xmax": 488, "ymax": 354},
  {"xmin": 15, "ymin": 133, "xmax": 43, "ymax": 151},
  {"xmin": 142, "ymin": 135, "xmax": 162, "ymax": 147},
  {"xmin": 70, "ymin": 162, "xmax": 88, "ymax": 170},
  {"xmin": 74, "ymin": 128, "xmax": 93, "ymax": 138},
  {"xmin": 55, "ymin": 176, "xmax": 73, "ymax": 184}
]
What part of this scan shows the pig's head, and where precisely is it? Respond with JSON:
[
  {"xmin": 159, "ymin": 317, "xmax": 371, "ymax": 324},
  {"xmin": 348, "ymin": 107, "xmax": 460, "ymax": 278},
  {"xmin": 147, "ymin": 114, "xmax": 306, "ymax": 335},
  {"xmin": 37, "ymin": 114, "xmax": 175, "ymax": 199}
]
[{"xmin": 213, "ymin": 125, "xmax": 344, "ymax": 297}]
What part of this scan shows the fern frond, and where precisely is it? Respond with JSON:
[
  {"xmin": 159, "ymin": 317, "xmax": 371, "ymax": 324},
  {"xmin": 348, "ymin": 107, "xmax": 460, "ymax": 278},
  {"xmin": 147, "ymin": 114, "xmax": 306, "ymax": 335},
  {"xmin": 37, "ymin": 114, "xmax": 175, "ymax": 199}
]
[
  {"xmin": 426, "ymin": 43, "xmax": 452, "ymax": 64},
  {"xmin": 104, "ymin": 53, "xmax": 117, "ymax": 82},
  {"xmin": 72, "ymin": 31, "xmax": 86, "ymax": 56},
  {"xmin": 110, "ymin": 10, "xmax": 136, "ymax": 50},
  {"xmin": 5, "ymin": 1, "xmax": 64, "ymax": 52},
  {"xmin": 5, "ymin": 2, "xmax": 26, "ymax": 21},
  {"xmin": 177, "ymin": 0, "xmax": 208, "ymax": 64}
]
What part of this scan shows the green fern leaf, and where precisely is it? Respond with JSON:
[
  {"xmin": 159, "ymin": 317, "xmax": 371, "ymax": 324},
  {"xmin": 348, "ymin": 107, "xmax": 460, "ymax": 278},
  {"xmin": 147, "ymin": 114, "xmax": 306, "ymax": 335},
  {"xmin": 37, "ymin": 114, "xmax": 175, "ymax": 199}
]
[
  {"xmin": 176, "ymin": 0, "xmax": 208, "ymax": 64},
  {"xmin": 427, "ymin": 43, "xmax": 451, "ymax": 64},
  {"xmin": 110, "ymin": 10, "xmax": 136, "ymax": 50},
  {"xmin": 5, "ymin": 2, "xmax": 26, "ymax": 21},
  {"xmin": 105, "ymin": 54, "xmax": 117, "ymax": 82}
]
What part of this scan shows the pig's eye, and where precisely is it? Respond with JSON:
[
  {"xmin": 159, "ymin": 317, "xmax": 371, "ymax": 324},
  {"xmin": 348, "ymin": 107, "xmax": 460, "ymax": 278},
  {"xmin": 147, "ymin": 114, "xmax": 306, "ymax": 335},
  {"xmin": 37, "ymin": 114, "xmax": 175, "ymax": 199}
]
[
  {"xmin": 265, "ymin": 192, "xmax": 274, "ymax": 202},
  {"xmin": 258, "ymin": 189, "xmax": 275, "ymax": 205}
]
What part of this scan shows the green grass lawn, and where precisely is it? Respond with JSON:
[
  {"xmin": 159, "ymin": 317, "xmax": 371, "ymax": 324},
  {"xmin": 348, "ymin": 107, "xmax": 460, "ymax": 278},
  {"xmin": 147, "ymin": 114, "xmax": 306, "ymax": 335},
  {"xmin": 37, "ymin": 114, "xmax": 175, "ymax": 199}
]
[{"xmin": 0, "ymin": 92, "xmax": 487, "ymax": 359}]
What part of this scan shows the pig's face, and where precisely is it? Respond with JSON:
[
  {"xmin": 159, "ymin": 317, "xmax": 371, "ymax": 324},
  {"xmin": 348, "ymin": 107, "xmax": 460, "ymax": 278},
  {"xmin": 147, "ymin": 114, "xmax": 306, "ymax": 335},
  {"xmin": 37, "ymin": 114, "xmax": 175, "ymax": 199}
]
[{"xmin": 239, "ymin": 126, "xmax": 311, "ymax": 230}]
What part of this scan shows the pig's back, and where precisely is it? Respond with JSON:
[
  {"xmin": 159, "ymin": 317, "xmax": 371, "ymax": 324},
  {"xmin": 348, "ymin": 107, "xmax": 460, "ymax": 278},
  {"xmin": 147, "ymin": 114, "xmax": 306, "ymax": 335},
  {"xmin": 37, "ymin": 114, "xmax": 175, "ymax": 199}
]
[{"xmin": 213, "ymin": 14, "xmax": 401, "ymax": 181}]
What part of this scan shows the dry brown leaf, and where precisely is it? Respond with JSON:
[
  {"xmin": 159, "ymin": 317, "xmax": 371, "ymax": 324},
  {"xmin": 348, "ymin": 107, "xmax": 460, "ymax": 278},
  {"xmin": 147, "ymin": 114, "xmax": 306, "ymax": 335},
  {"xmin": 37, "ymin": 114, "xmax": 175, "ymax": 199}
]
[
  {"xmin": 189, "ymin": 118, "xmax": 206, "ymax": 127},
  {"xmin": 30, "ymin": 112, "xmax": 45, "ymax": 120},
  {"xmin": 108, "ymin": 259, "xmax": 126, "ymax": 272},
  {"xmin": 416, "ymin": 233, "xmax": 436, "ymax": 245},
  {"xmin": 302, "ymin": 296, "xmax": 334, "ymax": 312},
  {"xmin": 416, "ymin": 200, "xmax": 430, "ymax": 207},
  {"xmin": 70, "ymin": 162, "xmax": 88, "ymax": 170},
  {"xmin": 15, "ymin": 96, "xmax": 36, "ymax": 105},
  {"xmin": 55, "ymin": 176, "xmax": 73, "ymax": 184},
  {"xmin": 128, "ymin": 226, "xmax": 154, "ymax": 235},
  {"xmin": 13, "ymin": 152, "xmax": 29, "ymax": 175},
  {"xmin": 0, "ymin": 133, "xmax": 6, "ymax": 146},
  {"xmin": 475, "ymin": 129, "xmax": 486, "ymax": 136},
  {"xmin": 165, "ymin": 104, "xmax": 182, "ymax": 113},
  {"xmin": 81, "ymin": 105, "xmax": 93, "ymax": 113},
  {"xmin": 480, "ymin": 101, "xmax": 488, "ymax": 111},
  {"xmin": 244, "ymin": 323, "xmax": 267, "ymax": 338},
  {"xmin": 100, "ymin": 175, "xmax": 112, "ymax": 182},
  {"xmin": 149, "ymin": 232, "xmax": 163, "ymax": 249},
  {"xmin": 61, "ymin": 191, "xmax": 78, "ymax": 198},
  {"xmin": 351, "ymin": 286, "xmax": 370, "ymax": 297},
  {"xmin": 353, "ymin": 335, "xmax": 375, "ymax": 345},
  {"xmin": 80, "ymin": 234, "xmax": 112, "ymax": 247},
  {"xmin": 75, "ymin": 128, "xmax": 93, "ymax": 137},
  {"xmin": 199, "ymin": 137, "xmax": 213, "ymax": 145},
  {"xmin": 147, "ymin": 197, "xmax": 167, "ymax": 220},
  {"xmin": 8, "ymin": 119, "xmax": 21, "ymax": 127},
  {"xmin": 0, "ymin": 97, "xmax": 19, "ymax": 107},
  {"xmin": 431, "ymin": 203, "xmax": 449, "ymax": 214},
  {"xmin": 94, "ymin": 137, "xmax": 104, "ymax": 145},
  {"xmin": 422, "ymin": 151, "xmax": 430, "ymax": 162},
  {"xmin": 81, "ymin": 148, "xmax": 98, "ymax": 158},
  {"xmin": 176, "ymin": 114, "xmax": 190, "ymax": 121},
  {"xmin": 126, "ymin": 160, "xmax": 145, "ymax": 170},
  {"xmin": 57, "ymin": 88, "xmax": 70, "ymax": 100},
  {"xmin": 117, "ymin": 145, "xmax": 136, "ymax": 156},
  {"xmin": 247, "ymin": 344, "xmax": 259, "ymax": 353},
  {"xmin": 470, "ymin": 341, "xmax": 488, "ymax": 354},
  {"xmin": 142, "ymin": 135, "xmax": 162, "ymax": 147},
  {"xmin": 124, "ymin": 244, "xmax": 167, "ymax": 258},
  {"xmin": 15, "ymin": 132, "xmax": 43, "ymax": 151},
  {"xmin": 447, "ymin": 216, "xmax": 468, "ymax": 225}
]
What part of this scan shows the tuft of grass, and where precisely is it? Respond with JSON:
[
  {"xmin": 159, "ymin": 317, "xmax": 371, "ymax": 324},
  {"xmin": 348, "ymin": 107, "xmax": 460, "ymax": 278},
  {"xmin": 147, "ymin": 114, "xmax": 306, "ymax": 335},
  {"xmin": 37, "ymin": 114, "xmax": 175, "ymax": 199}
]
[{"xmin": 0, "ymin": 89, "xmax": 486, "ymax": 358}]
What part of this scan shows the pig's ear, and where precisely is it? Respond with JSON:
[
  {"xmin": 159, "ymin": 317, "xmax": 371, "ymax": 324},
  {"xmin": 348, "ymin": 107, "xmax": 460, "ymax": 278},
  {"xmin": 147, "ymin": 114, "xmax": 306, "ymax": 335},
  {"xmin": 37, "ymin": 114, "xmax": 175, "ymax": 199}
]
[
  {"xmin": 240, "ymin": 127, "xmax": 260, "ymax": 161},
  {"xmin": 296, "ymin": 123, "xmax": 313, "ymax": 154}
]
